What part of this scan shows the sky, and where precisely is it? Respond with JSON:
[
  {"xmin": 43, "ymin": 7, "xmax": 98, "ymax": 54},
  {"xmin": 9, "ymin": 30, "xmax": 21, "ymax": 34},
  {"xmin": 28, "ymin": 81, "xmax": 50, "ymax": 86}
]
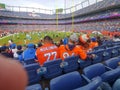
[
  {"xmin": 0, "ymin": 0, "xmax": 93, "ymax": 9},
  {"xmin": 0, "ymin": 0, "xmax": 102, "ymax": 13}
]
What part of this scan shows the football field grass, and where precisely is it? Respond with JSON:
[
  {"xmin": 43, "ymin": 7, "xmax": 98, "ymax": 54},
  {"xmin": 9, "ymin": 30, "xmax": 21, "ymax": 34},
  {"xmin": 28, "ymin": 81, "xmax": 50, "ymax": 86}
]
[{"xmin": 0, "ymin": 31, "xmax": 73, "ymax": 46}]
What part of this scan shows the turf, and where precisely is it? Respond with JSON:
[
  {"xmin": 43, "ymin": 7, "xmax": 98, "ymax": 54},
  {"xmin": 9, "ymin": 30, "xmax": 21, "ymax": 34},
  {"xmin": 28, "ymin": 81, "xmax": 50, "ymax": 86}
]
[{"xmin": 0, "ymin": 31, "xmax": 72, "ymax": 46}]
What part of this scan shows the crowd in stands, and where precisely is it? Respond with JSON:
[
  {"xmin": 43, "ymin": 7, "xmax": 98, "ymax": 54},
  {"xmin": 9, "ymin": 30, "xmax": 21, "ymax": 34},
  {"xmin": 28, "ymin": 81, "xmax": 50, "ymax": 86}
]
[
  {"xmin": 0, "ymin": 33, "xmax": 100, "ymax": 64},
  {"xmin": 0, "ymin": 0, "xmax": 119, "ymax": 19},
  {"xmin": 1, "ymin": 32, "xmax": 120, "ymax": 90}
]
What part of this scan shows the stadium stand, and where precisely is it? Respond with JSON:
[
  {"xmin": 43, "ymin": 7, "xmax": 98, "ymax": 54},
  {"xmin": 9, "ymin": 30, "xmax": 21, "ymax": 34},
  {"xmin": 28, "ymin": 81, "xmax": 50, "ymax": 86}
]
[{"xmin": 1, "ymin": 0, "xmax": 120, "ymax": 90}]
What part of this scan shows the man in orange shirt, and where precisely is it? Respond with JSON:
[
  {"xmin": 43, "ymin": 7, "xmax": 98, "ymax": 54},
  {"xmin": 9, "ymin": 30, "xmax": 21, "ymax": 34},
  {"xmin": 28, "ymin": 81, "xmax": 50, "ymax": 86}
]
[
  {"xmin": 36, "ymin": 36, "xmax": 59, "ymax": 66},
  {"xmin": 89, "ymin": 37, "xmax": 98, "ymax": 49},
  {"xmin": 59, "ymin": 33, "xmax": 87, "ymax": 60}
]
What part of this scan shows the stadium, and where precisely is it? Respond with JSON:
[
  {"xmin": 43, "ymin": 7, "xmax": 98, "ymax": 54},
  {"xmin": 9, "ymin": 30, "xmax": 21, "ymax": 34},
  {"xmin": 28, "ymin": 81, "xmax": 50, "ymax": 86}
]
[{"xmin": 0, "ymin": 0, "xmax": 120, "ymax": 90}]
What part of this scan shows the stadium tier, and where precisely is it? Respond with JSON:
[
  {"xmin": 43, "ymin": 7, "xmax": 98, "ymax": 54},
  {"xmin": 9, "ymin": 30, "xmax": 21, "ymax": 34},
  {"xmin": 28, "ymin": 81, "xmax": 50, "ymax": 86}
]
[{"xmin": 0, "ymin": 0, "xmax": 120, "ymax": 31}]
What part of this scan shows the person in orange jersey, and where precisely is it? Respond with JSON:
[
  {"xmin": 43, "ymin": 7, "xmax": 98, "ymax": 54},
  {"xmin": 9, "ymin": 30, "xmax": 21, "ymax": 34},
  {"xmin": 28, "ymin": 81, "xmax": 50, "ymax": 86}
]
[
  {"xmin": 59, "ymin": 33, "xmax": 87, "ymax": 60},
  {"xmin": 89, "ymin": 37, "xmax": 98, "ymax": 49},
  {"xmin": 79, "ymin": 34, "xmax": 91, "ymax": 53},
  {"xmin": 36, "ymin": 36, "xmax": 59, "ymax": 66}
]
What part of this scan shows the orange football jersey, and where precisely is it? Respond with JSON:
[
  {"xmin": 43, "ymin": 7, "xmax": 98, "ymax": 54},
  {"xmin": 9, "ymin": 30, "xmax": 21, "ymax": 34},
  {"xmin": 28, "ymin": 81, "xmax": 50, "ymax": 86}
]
[
  {"xmin": 59, "ymin": 45, "xmax": 87, "ymax": 60},
  {"xmin": 36, "ymin": 43, "xmax": 59, "ymax": 66}
]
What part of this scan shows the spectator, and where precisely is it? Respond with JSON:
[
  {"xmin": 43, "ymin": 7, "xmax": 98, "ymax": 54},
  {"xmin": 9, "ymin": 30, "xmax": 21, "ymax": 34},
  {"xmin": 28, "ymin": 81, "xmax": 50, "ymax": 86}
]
[
  {"xmin": 79, "ymin": 34, "xmax": 91, "ymax": 53},
  {"xmin": 89, "ymin": 37, "xmax": 99, "ymax": 49},
  {"xmin": 8, "ymin": 40, "xmax": 16, "ymax": 49},
  {"xmin": 59, "ymin": 33, "xmax": 87, "ymax": 60},
  {"xmin": 36, "ymin": 36, "xmax": 59, "ymax": 66}
]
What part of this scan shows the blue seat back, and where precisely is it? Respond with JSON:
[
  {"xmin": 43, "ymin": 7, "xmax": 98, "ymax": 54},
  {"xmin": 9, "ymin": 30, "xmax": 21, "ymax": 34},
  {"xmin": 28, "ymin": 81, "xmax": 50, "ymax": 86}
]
[
  {"xmin": 50, "ymin": 71, "xmax": 82, "ymax": 90},
  {"xmin": 103, "ymin": 48, "xmax": 112, "ymax": 61},
  {"xmin": 79, "ymin": 56, "xmax": 92, "ymax": 69},
  {"xmin": 63, "ymin": 56, "xmax": 79, "ymax": 73},
  {"xmin": 105, "ymin": 57, "xmax": 120, "ymax": 69},
  {"xmin": 26, "ymin": 84, "xmax": 42, "ymax": 90},
  {"xmin": 83, "ymin": 63, "xmax": 106, "ymax": 79},
  {"xmin": 43, "ymin": 59, "xmax": 62, "ymax": 79},
  {"xmin": 75, "ymin": 77, "xmax": 102, "ymax": 90},
  {"xmin": 24, "ymin": 63, "xmax": 41, "ymax": 85},
  {"xmin": 24, "ymin": 59, "xmax": 36, "ymax": 65},
  {"xmin": 92, "ymin": 49, "xmax": 104, "ymax": 64}
]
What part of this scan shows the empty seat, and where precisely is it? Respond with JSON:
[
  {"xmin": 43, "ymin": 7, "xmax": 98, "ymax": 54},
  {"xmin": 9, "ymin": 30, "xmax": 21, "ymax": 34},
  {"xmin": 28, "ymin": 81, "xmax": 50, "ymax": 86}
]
[
  {"xmin": 24, "ymin": 63, "xmax": 41, "ymax": 85},
  {"xmin": 103, "ymin": 48, "xmax": 112, "ymax": 61},
  {"xmin": 50, "ymin": 71, "xmax": 102, "ymax": 90},
  {"xmin": 111, "ymin": 47, "xmax": 119, "ymax": 58},
  {"xmin": 26, "ymin": 84, "xmax": 42, "ymax": 90},
  {"xmin": 78, "ymin": 56, "xmax": 92, "ymax": 69},
  {"xmin": 74, "ymin": 77, "xmax": 102, "ymax": 90},
  {"xmin": 43, "ymin": 59, "xmax": 62, "ymax": 79},
  {"xmin": 63, "ymin": 56, "xmax": 79, "ymax": 73},
  {"xmin": 104, "ymin": 57, "xmax": 120, "ymax": 69},
  {"xmin": 91, "ymin": 49, "xmax": 104, "ymax": 64},
  {"xmin": 83, "ymin": 63, "xmax": 120, "ymax": 83}
]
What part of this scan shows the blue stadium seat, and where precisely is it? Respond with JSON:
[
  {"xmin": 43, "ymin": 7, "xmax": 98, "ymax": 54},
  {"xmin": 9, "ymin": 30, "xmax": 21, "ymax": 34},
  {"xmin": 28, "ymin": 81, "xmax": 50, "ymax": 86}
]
[
  {"xmin": 63, "ymin": 56, "xmax": 79, "ymax": 73},
  {"xmin": 78, "ymin": 56, "xmax": 92, "ymax": 69},
  {"xmin": 50, "ymin": 71, "xmax": 102, "ymax": 90},
  {"xmin": 116, "ymin": 46, "xmax": 120, "ymax": 55},
  {"xmin": 26, "ymin": 84, "xmax": 42, "ymax": 90},
  {"xmin": 111, "ymin": 47, "xmax": 119, "ymax": 58},
  {"xmin": 112, "ymin": 79, "xmax": 120, "ymax": 90},
  {"xmin": 91, "ymin": 49, "xmax": 104, "ymax": 64},
  {"xmin": 43, "ymin": 59, "xmax": 62, "ymax": 79},
  {"xmin": 104, "ymin": 57, "xmax": 120, "ymax": 69},
  {"xmin": 74, "ymin": 77, "xmax": 102, "ymax": 90},
  {"xmin": 24, "ymin": 63, "xmax": 41, "ymax": 85},
  {"xmin": 102, "ymin": 48, "xmax": 112, "ymax": 61},
  {"xmin": 83, "ymin": 63, "xmax": 120, "ymax": 83}
]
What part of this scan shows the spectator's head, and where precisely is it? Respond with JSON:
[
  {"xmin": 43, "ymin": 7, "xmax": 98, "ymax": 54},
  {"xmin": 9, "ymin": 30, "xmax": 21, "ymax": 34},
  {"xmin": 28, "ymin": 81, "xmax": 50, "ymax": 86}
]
[
  {"xmin": 8, "ymin": 39, "xmax": 13, "ymax": 44},
  {"xmin": 1, "ymin": 46, "xmax": 9, "ymax": 52},
  {"xmin": 17, "ymin": 45, "xmax": 22, "ymax": 50},
  {"xmin": 69, "ymin": 33, "xmax": 78, "ymax": 44},
  {"xmin": 79, "ymin": 34, "xmax": 89, "ymax": 44},
  {"xmin": 43, "ymin": 36, "xmax": 53, "ymax": 44},
  {"xmin": 27, "ymin": 43, "xmax": 35, "ymax": 48},
  {"xmin": 91, "ymin": 37, "xmax": 97, "ymax": 42}
]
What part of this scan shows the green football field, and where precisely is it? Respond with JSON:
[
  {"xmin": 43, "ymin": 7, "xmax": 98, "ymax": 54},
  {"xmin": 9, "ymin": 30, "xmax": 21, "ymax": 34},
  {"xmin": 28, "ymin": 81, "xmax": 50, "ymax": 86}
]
[
  {"xmin": 0, "ymin": 31, "xmax": 101, "ymax": 46},
  {"xmin": 0, "ymin": 31, "xmax": 73, "ymax": 46}
]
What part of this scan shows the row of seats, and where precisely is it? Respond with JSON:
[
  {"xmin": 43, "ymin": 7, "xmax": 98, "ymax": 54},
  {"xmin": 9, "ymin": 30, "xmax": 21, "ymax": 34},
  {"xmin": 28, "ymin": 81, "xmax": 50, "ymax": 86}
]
[
  {"xmin": 26, "ymin": 56, "xmax": 120, "ymax": 90},
  {"xmin": 26, "ymin": 71, "xmax": 102, "ymax": 90},
  {"xmin": 24, "ymin": 45, "xmax": 120, "ymax": 85}
]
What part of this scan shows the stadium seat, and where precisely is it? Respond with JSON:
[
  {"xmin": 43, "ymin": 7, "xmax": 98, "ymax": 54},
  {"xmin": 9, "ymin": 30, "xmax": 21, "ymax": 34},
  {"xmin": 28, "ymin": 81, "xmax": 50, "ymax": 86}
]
[
  {"xmin": 111, "ymin": 47, "xmax": 119, "ymax": 58},
  {"xmin": 63, "ymin": 56, "xmax": 79, "ymax": 73},
  {"xmin": 104, "ymin": 57, "xmax": 120, "ymax": 69},
  {"xmin": 74, "ymin": 77, "xmax": 102, "ymax": 90},
  {"xmin": 102, "ymin": 48, "xmax": 112, "ymax": 61},
  {"xmin": 26, "ymin": 84, "xmax": 42, "ymax": 90},
  {"xmin": 43, "ymin": 59, "xmax": 63, "ymax": 79},
  {"xmin": 112, "ymin": 79, "xmax": 120, "ymax": 90},
  {"xmin": 91, "ymin": 49, "xmax": 104, "ymax": 64},
  {"xmin": 83, "ymin": 63, "xmax": 120, "ymax": 83},
  {"xmin": 24, "ymin": 63, "xmax": 41, "ymax": 85},
  {"xmin": 78, "ymin": 56, "xmax": 92, "ymax": 69},
  {"xmin": 50, "ymin": 71, "xmax": 102, "ymax": 90}
]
